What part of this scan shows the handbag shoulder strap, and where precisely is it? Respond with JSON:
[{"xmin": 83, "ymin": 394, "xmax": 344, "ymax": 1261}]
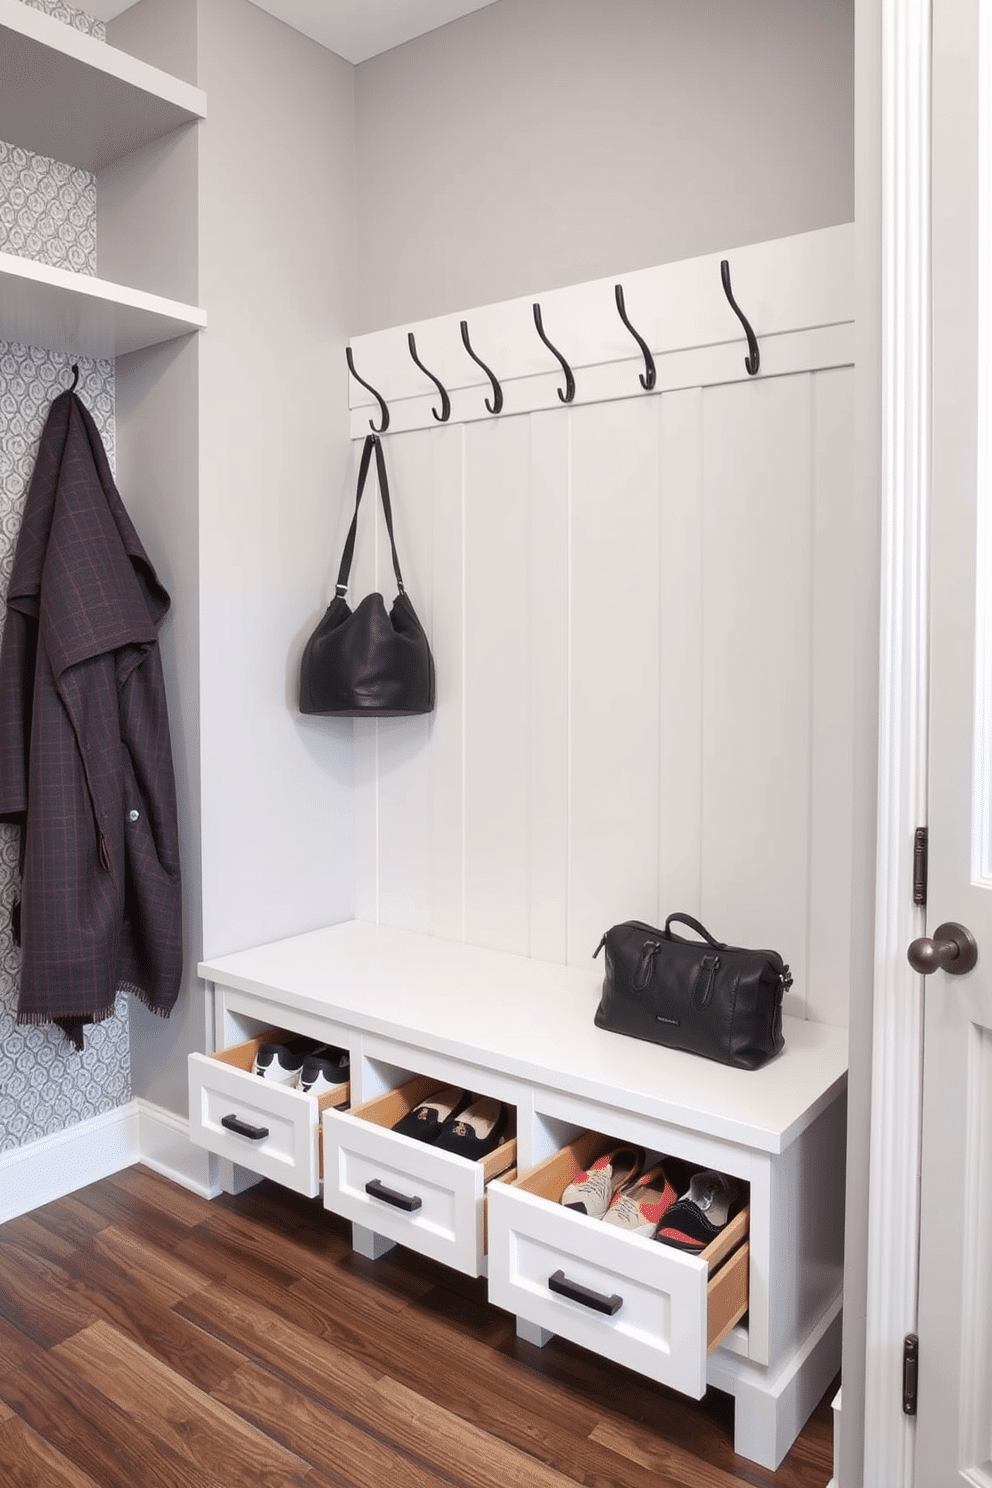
[{"xmin": 334, "ymin": 434, "xmax": 407, "ymax": 598}]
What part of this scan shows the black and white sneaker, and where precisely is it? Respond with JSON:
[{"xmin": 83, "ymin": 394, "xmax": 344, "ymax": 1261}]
[
  {"xmin": 300, "ymin": 1046, "xmax": 350, "ymax": 1096},
  {"xmin": 251, "ymin": 1037, "xmax": 314, "ymax": 1086}
]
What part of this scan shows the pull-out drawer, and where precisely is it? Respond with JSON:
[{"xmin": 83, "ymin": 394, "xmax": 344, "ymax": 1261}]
[
  {"xmin": 487, "ymin": 1132, "xmax": 749, "ymax": 1399},
  {"xmin": 322, "ymin": 1076, "xmax": 516, "ymax": 1276},
  {"xmin": 188, "ymin": 1031, "xmax": 349, "ymax": 1198}
]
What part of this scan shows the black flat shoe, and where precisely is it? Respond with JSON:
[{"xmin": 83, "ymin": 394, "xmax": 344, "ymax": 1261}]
[
  {"xmin": 433, "ymin": 1095, "xmax": 508, "ymax": 1161},
  {"xmin": 391, "ymin": 1086, "xmax": 471, "ymax": 1143}
]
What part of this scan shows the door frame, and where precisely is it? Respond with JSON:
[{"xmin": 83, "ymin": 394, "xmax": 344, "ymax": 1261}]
[{"xmin": 861, "ymin": 0, "xmax": 931, "ymax": 1480}]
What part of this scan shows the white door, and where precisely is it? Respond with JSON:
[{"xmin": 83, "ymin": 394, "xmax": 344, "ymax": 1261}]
[{"xmin": 916, "ymin": 0, "xmax": 992, "ymax": 1478}]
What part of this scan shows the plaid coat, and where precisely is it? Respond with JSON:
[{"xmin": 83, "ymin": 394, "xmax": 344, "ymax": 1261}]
[{"xmin": 0, "ymin": 390, "xmax": 182, "ymax": 1046}]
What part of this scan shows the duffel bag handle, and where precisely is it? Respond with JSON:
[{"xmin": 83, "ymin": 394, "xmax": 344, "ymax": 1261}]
[{"xmin": 664, "ymin": 912, "xmax": 727, "ymax": 950}]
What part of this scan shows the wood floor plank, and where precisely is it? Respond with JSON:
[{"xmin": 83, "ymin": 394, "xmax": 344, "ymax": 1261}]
[
  {"xmin": 0, "ymin": 1212, "xmax": 78, "ymax": 1264},
  {"xmin": 589, "ymin": 1417, "xmax": 769, "ymax": 1488},
  {"xmin": 187, "ymin": 1201, "xmax": 360, "ymax": 1293},
  {"xmin": 63, "ymin": 1172, "xmax": 213, "ymax": 1256},
  {"xmin": 53, "ymin": 1320, "xmax": 314, "ymax": 1487},
  {"xmin": 0, "ymin": 1352, "xmax": 228, "ymax": 1488},
  {"xmin": 175, "ymin": 1280, "xmax": 386, "ymax": 1399},
  {"xmin": 210, "ymin": 1179, "xmax": 356, "ymax": 1262},
  {"xmin": 85, "ymin": 1223, "xmax": 214, "ymax": 1308},
  {"xmin": 0, "ymin": 1311, "xmax": 46, "ymax": 1375},
  {"xmin": 212, "ymin": 1361, "xmax": 458, "ymax": 1488},
  {"xmin": 371, "ymin": 1375, "xmax": 586, "ymax": 1488},
  {"xmin": 0, "ymin": 1414, "xmax": 105, "ymax": 1488},
  {"xmin": 179, "ymin": 1282, "xmax": 657, "ymax": 1488},
  {"xmin": 26, "ymin": 1191, "xmax": 114, "ymax": 1249},
  {"xmin": 0, "ymin": 1233, "xmax": 99, "ymax": 1347},
  {"xmin": 104, "ymin": 1164, "xmax": 214, "ymax": 1227},
  {"xmin": 3, "ymin": 1219, "xmax": 249, "ymax": 1395}
]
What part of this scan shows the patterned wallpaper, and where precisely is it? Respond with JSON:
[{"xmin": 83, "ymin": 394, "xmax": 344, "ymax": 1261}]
[
  {"xmin": 19, "ymin": 0, "xmax": 104, "ymax": 39},
  {"xmin": 0, "ymin": 0, "xmax": 130, "ymax": 1154}
]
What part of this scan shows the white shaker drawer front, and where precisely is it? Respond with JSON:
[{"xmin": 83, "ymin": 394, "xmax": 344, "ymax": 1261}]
[
  {"xmin": 486, "ymin": 1138, "xmax": 749, "ymax": 1400},
  {"xmin": 322, "ymin": 1077, "xmax": 516, "ymax": 1277},
  {"xmin": 188, "ymin": 1032, "xmax": 348, "ymax": 1199}
]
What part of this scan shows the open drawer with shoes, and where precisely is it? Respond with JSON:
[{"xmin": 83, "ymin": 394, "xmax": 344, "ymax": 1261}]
[
  {"xmin": 487, "ymin": 1130, "xmax": 749, "ymax": 1399},
  {"xmin": 188, "ymin": 1029, "xmax": 350, "ymax": 1198},
  {"xmin": 322, "ymin": 1074, "xmax": 516, "ymax": 1276}
]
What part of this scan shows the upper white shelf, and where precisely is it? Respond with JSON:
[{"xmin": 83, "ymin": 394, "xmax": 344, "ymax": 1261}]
[
  {"xmin": 0, "ymin": 250, "xmax": 206, "ymax": 358},
  {"xmin": 0, "ymin": 0, "xmax": 206, "ymax": 173}
]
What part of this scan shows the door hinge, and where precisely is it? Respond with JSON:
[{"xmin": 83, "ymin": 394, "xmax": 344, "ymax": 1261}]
[
  {"xmin": 913, "ymin": 827, "xmax": 928, "ymax": 907},
  {"xmin": 903, "ymin": 1333, "xmax": 919, "ymax": 1415}
]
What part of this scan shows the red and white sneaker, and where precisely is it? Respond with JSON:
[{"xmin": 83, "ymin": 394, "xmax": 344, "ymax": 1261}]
[
  {"xmin": 601, "ymin": 1161, "xmax": 678, "ymax": 1236},
  {"xmin": 560, "ymin": 1145, "xmax": 644, "ymax": 1218},
  {"xmin": 654, "ymin": 1170, "xmax": 740, "ymax": 1253}
]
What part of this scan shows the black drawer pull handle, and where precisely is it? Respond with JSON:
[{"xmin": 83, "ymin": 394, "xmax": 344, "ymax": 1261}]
[
  {"xmin": 549, "ymin": 1269, "xmax": 622, "ymax": 1316},
  {"xmin": 365, "ymin": 1178, "xmax": 422, "ymax": 1212},
  {"xmin": 221, "ymin": 1113, "xmax": 269, "ymax": 1141}
]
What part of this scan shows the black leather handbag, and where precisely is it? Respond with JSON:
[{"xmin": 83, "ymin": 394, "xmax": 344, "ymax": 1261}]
[
  {"xmin": 593, "ymin": 913, "xmax": 791, "ymax": 1070},
  {"xmin": 299, "ymin": 433, "xmax": 435, "ymax": 717}
]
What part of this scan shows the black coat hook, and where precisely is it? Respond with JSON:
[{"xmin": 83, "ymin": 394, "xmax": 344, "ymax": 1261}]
[
  {"xmin": 460, "ymin": 320, "xmax": 503, "ymax": 414},
  {"xmin": 614, "ymin": 285, "xmax": 656, "ymax": 391},
  {"xmin": 408, "ymin": 332, "xmax": 451, "ymax": 423},
  {"xmin": 346, "ymin": 347, "xmax": 390, "ymax": 433},
  {"xmin": 720, "ymin": 260, "xmax": 760, "ymax": 376},
  {"xmin": 68, "ymin": 363, "xmax": 79, "ymax": 393},
  {"xmin": 533, "ymin": 303, "xmax": 576, "ymax": 404}
]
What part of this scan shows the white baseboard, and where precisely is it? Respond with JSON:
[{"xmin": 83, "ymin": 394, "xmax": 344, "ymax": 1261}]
[
  {"xmin": 134, "ymin": 1098, "xmax": 219, "ymax": 1199},
  {"xmin": 0, "ymin": 1102, "xmax": 141, "ymax": 1224},
  {"xmin": 0, "ymin": 1098, "xmax": 219, "ymax": 1225}
]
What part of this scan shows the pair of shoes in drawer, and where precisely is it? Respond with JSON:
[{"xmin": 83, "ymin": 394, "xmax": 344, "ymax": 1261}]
[
  {"xmin": 654, "ymin": 1169, "xmax": 742, "ymax": 1253},
  {"xmin": 392, "ymin": 1087, "xmax": 509, "ymax": 1159},
  {"xmin": 560, "ymin": 1149, "xmax": 706, "ymax": 1238},
  {"xmin": 251, "ymin": 1037, "xmax": 349, "ymax": 1094}
]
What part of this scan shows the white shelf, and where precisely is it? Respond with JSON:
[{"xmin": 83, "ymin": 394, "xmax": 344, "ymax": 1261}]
[
  {"xmin": 0, "ymin": 0, "xmax": 206, "ymax": 173},
  {"xmin": 0, "ymin": 250, "xmax": 205, "ymax": 358}
]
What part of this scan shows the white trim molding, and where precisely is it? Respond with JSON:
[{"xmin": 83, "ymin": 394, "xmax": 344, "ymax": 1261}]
[
  {"xmin": 863, "ymin": 0, "xmax": 932, "ymax": 1481},
  {"xmin": 347, "ymin": 224, "xmax": 855, "ymax": 437},
  {"xmin": 134, "ymin": 1098, "xmax": 219, "ymax": 1199},
  {"xmin": 0, "ymin": 1102, "xmax": 141, "ymax": 1224},
  {"xmin": 0, "ymin": 1100, "xmax": 217, "ymax": 1225}
]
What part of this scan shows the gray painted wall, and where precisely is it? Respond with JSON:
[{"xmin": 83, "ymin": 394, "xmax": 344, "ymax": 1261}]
[{"xmin": 353, "ymin": 0, "xmax": 855, "ymax": 332}]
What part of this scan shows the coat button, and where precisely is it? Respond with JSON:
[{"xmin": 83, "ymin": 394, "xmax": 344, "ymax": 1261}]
[{"xmin": 128, "ymin": 809, "xmax": 140, "ymax": 822}]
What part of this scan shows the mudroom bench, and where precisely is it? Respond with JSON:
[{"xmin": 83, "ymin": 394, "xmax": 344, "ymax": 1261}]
[{"xmin": 191, "ymin": 919, "xmax": 848, "ymax": 1471}]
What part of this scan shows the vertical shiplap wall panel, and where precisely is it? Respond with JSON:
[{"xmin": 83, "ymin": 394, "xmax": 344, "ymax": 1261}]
[
  {"xmin": 807, "ymin": 367, "xmax": 856, "ymax": 1026},
  {"xmin": 568, "ymin": 398, "xmax": 663, "ymax": 963},
  {"xmin": 699, "ymin": 377, "xmax": 813, "ymax": 1014},
  {"xmin": 528, "ymin": 413, "xmax": 571, "ymax": 964},
  {"xmin": 463, "ymin": 417, "xmax": 534, "ymax": 953},
  {"xmin": 657, "ymin": 388, "xmax": 705, "ymax": 919},
  {"xmin": 426, "ymin": 429, "xmax": 467, "ymax": 942},
  {"xmin": 350, "ymin": 436, "xmax": 381, "ymax": 923},
  {"xmin": 375, "ymin": 429, "xmax": 441, "ymax": 932},
  {"xmin": 354, "ymin": 358, "xmax": 856, "ymax": 1030}
]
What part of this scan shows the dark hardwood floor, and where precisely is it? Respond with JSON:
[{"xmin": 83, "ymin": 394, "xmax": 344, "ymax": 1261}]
[{"xmin": 0, "ymin": 1166, "xmax": 836, "ymax": 1488}]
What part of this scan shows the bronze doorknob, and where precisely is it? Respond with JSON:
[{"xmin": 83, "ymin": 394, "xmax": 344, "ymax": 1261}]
[{"xmin": 907, "ymin": 921, "xmax": 978, "ymax": 976}]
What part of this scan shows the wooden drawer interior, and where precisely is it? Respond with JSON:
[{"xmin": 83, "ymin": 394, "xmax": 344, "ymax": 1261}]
[
  {"xmin": 351, "ymin": 1075, "xmax": 517, "ymax": 1183},
  {"xmin": 509, "ymin": 1130, "xmax": 750, "ymax": 1352}
]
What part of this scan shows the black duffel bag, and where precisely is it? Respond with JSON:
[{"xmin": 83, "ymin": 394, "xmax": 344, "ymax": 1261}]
[{"xmin": 593, "ymin": 913, "xmax": 791, "ymax": 1070}]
